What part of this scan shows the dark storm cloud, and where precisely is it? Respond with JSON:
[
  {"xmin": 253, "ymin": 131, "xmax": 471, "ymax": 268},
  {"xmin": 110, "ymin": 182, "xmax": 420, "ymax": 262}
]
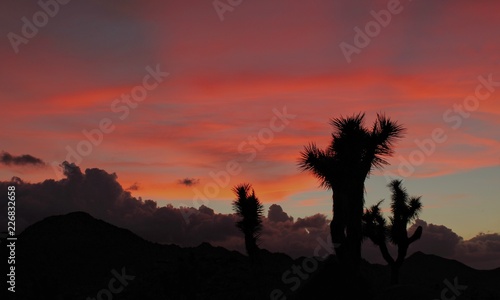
[
  {"xmin": 292, "ymin": 214, "xmax": 328, "ymax": 231},
  {"xmin": 0, "ymin": 162, "xmax": 332, "ymax": 257},
  {"xmin": 0, "ymin": 163, "xmax": 498, "ymax": 269},
  {"xmin": 0, "ymin": 151, "xmax": 45, "ymax": 166},
  {"xmin": 177, "ymin": 177, "xmax": 200, "ymax": 186},
  {"xmin": 457, "ymin": 233, "xmax": 500, "ymax": 269},
  {"xmin": 0, "ymin": 162, "xmax": 239, "ymax": 246},
  {"xmin": 268, "ymin": 204, "xmax": 293, "ymax": 223},
  {"xmin": 199, "ymin": 205, "xmax": 215, "ymax": 216},
  {"xmin": 407, "ymin": 219, "xmax": 462, "ymax": 257},
  {"xmin": 363, "ymin": 219, "xmax": 462, "ymax": 264},
  {"xmin": 126, "ymin": 182, "xmax": 140, "ymax": 191},
  {"xmin": 362, "ymin": 219, "xmax": 500, "ymax": 270}
]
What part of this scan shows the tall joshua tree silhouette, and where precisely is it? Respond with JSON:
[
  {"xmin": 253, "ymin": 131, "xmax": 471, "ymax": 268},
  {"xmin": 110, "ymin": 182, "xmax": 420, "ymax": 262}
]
[
  {"xmin": 363, "ymin": 179, "xmax": 423, "ymax": 284},
  {"xmin": 299, "ymin": 113, "xmax": 404, "ymax": 273},
  {"xmin": 232, "ymin": 183, "xmax": 264, "ymax": 262}
]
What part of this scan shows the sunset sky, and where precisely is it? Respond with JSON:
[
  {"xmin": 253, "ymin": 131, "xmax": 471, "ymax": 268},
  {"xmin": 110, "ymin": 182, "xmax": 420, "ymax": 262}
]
[{"xmin": 1, "ymin": 0, "xmax": 499, "ymax": 247}]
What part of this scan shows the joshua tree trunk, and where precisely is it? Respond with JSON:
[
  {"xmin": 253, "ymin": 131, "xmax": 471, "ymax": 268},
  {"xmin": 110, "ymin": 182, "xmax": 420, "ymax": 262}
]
[
  {"xmin": 391, "ymin": 240, "xmax": 409, "ymax": 284},
  {"xmin": 375, "ymin": 226, "xmax": 422, "ymax": 284},
  {"xmin": 331, "ymin": 192, "xmax": 347, "ymax": 261},
  {"xmin": 244, "ymin": 234, "xmax": 258, "ymax": 261},
  {"xmin": 344, "ymin": 182, "xmax": 365, "ymax": 274},
  {"xmin": 380, "ymin": 244, "xmax": 402, "ymax": 285}
]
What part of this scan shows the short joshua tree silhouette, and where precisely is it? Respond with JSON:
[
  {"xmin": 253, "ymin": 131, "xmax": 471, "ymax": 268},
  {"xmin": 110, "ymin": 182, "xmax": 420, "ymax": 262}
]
[
  {"xmin": 363, "ymin": 179, "xmax": 423, "ymax": 285},
  {"xmin": 232, "ymin": 183, "xmax": 264, "ymax": 263}
]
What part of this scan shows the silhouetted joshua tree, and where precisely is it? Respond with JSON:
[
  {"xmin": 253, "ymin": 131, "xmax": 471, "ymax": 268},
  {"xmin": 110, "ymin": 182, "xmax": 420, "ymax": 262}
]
[
  {"xmin": 299, "ymin": 113, "xmax": 404, "ymax": 274},
  {"xmin": 232, "ymin": 183, "xmax": 264, "ymax": 263},
  {"xmin": 363, "ymin": 179, "xmax": 423, "ymax": 284}
]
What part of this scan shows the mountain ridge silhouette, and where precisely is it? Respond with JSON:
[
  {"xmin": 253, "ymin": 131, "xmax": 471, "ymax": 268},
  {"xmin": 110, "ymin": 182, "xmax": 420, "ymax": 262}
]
[{"xmin": 11, "ymin": 211, "xmax": 500, "ymax": 300}]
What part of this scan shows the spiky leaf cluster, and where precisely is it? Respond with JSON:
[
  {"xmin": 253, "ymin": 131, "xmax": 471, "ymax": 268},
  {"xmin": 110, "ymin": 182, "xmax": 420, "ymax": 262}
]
[
  {"xmin": 388, "ymin": 180, "xmax": 423, "ymax": 245},
  {"xmin": 363, "ymin": 180, "xmax": 423, "ymax": 247},
  {"xmin": 232, "ymin": 183, "xmax": 264, "ymax": 240},
  {"xmin": 298, "ymin": 113, "xmax": 405, "ymax": 190}
]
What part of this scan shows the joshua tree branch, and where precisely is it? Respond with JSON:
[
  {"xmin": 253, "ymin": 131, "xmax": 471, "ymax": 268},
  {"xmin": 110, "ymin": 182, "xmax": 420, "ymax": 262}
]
[
  {"xmin": 379, "ymin": 240, "xmax": 395, "ymax": 265},
  {"xmin": 408, "ymin": 226, "xmax": 423, "ymax": 244}
]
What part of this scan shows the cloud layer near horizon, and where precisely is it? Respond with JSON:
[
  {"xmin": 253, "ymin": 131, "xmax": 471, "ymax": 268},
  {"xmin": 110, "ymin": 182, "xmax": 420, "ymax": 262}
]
[{"xmin": 1, "ymin": 163, "xmax": 498, "ymax": 270}]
